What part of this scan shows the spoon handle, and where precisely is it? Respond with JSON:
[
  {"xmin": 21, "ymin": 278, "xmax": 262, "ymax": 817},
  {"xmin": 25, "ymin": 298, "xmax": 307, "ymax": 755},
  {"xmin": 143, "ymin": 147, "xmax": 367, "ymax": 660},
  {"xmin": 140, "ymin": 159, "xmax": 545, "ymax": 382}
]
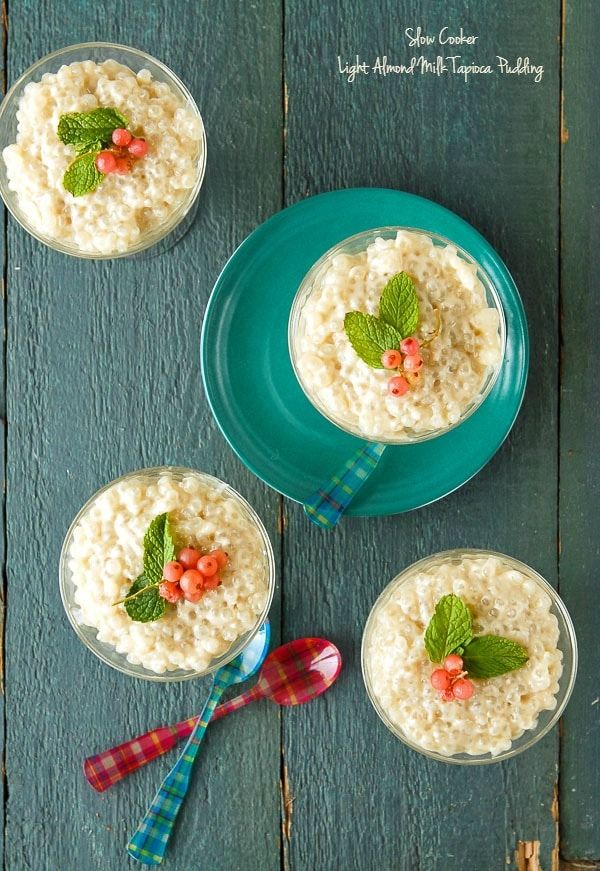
[
  {"xmin": 127, "ymin": 674, "xmax": 229, "ymax": 865},
  {"xmin": 84, "ymin": 685, "xmax": 264, "ymax": 793},
  {"xmin": 303, "ymin": 442, "xmax": 386, "ymax": 528}
]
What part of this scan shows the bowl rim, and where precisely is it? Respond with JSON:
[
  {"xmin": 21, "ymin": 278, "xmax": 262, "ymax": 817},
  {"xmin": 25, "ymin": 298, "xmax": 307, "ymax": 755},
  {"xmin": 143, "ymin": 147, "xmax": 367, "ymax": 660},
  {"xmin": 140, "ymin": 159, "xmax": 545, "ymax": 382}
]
[
  {"xmin": 288, "ymin": 225, "xmax": 507, "ymax": 445},
  {"xmin": 59, "ymin": 465, "xmax": 276, "ymax": 682},
  {"xmin": 361, "ymin": 547, "xmax": 578, "ymax": 764},
  {"xmin": 0, "ymin": 41, "xmax": 207, "ymax": 259}
]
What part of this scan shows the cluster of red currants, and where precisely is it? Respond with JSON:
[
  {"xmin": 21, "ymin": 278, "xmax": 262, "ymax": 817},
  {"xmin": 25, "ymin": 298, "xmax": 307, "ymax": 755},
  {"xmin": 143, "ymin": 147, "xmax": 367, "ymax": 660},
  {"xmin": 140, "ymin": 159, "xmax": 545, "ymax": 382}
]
[
  {"xmin": 430, "ymin": 654, "xmax": 475, "ymax": 702},
  {"xmin": 158, "ymin": 547, "xmax": 228, "ymax": 604},
  {"xmin": 381, "ymin": 337, "xmax": 423, "ymax": 397},
  {"xmin": 95, "ymin": 128, "xmax": 148, "ymax": 176}
]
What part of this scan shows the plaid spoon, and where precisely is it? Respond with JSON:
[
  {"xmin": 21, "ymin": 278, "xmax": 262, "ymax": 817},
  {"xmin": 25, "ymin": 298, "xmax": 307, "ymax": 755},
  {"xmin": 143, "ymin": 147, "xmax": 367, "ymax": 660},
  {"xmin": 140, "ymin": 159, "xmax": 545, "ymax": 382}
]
[
  {"xmin": 85, "ymin": 637, "xmax": 341, "ymax": 792},
  {"xmin": 127, "ymin": 626, "xmax": 270, "ymax": 866},
  {"xmin": 303, "ymin": 442, "xmax": 386, "ymax": 528},
  {"xmin": 84, "ymin": 691, "xmax": 260, "ymax": 793}
]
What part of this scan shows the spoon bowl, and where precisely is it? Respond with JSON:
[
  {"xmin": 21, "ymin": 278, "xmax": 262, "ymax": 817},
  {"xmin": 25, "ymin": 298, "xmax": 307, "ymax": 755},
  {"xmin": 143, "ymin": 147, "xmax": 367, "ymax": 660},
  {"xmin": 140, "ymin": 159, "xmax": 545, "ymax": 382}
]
[{"xmin": 257, "ymin": 637, "xmax": 342, "ymax": 706}]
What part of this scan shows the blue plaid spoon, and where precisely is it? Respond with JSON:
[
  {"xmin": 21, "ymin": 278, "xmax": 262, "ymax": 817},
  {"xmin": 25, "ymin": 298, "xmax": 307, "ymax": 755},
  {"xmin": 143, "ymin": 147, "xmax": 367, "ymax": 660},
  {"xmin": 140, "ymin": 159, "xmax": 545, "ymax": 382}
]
[
  {"xmin": 127, "ymin": 622, "xmax": 271, "ymax": 865},
  {"xmin": 303, "ymin": 442, "xmax": 386, "ymax": 528}
]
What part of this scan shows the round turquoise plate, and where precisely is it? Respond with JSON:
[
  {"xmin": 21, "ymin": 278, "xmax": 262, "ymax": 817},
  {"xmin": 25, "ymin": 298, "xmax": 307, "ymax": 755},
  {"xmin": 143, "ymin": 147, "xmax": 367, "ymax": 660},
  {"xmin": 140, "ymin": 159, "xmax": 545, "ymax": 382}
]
[{"xmin": 201, "ymin": 189, "xmax": 528, "ymax": 516}]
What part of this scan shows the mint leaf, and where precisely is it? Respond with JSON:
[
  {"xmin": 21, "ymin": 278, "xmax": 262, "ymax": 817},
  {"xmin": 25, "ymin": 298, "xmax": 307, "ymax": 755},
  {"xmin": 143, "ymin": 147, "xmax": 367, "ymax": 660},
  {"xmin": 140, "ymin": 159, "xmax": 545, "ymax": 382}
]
[
  {"xmin": 124, "ymin": 574, "xmax": 166, "ymax": 623},
  {"xmin": 344, "ymin": 312, "xmax": 401, "ymax": 368},
  {"xmin": 379, "ymin": 272, "xmax": 420, "ymax": 339},
  {"xmin": 424, "ymin": 594, "xmax": 473, "ymax": 663},
  {"xmin": 62, "ymin": 152, "xmax": 104, "ymax": 197},
  {"xmin": 143, "ymin": 513, "xmax": 176, "ymax": 585},
  {"xmin": 462, "ymin": 635, "xmax": 529, "ymax": 679},
  {"xmin": 58, "ymin": 107, "xmax": 128, "ymax": 151}
]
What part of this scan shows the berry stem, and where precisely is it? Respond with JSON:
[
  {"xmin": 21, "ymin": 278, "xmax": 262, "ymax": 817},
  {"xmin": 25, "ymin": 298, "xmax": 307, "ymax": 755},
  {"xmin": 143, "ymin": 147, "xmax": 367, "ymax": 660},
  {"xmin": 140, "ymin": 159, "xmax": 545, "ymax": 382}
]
[
  {"xmin": 420, "ymin": 308, "xmax": 441, "ymax": 347},
  {"xmin": 112, "ymin": 582, "xmax": 160, "ymax": 607}
]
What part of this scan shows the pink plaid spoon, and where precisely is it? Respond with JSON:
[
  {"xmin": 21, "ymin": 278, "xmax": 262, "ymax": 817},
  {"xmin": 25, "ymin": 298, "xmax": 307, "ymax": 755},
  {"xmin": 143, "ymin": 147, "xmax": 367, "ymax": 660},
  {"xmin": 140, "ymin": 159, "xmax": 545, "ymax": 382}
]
[{"xmin": 84, "ymin": 637, "xmax": 341, "ymax": 792}]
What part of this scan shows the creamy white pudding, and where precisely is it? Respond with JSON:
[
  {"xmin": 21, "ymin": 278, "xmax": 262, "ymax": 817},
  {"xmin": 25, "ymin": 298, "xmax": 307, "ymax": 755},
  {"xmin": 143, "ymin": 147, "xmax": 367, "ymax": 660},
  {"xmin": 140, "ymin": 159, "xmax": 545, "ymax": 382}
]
[
  {"xmin": 3, "ymin": 59, "xmax": 203, "ymax": 255},
  {"xmin": 363, "ymin": 552, "xmax": 565, "ymax": 759},
  {"xmin": 290, "ymin": 229, "xmax": 503, "ymax": 442},
  {"xmin": 63, "ymin": 469, "xmax": 271, "ymax": 675}
]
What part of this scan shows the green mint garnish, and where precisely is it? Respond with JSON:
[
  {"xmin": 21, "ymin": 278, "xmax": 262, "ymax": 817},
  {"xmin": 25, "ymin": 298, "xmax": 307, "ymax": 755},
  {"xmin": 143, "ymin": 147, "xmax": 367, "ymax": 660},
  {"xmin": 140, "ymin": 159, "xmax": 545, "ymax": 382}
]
[
  {"xmin": 123, "ymin": 574, "xmax": 166, "ymax": 623},
  {"xmin": 378, "ymin": 272, "xmax": 419, "ymax": 338},
  {"xmin": 143, "ymin": 513, "xmax": 176, "ymax": 585},
  {"xmin": 343, "ymin": 312, "xmax": 402, "ymax": 368},
  {"xmin": 62, "ymin": 152, "xmax": 104, "ymax": 197},
  {"xmin": 461, "ymin": 635, "xmax": 529, "ymax": 679},
  {"xmin": 424, "ymin": 594, "xmax": 473, "ymax": 663},
  {"xmin": 424, "ymin": 593, "xmax": 530, "ymax": 680},
  {"xmin": 58, "ymin": 107, "xmax": 129, "ymax": 196},
  {"xmin": 114, "ymin": 513, "xmax": 176, "ymax": 624},
  {"xmin": 343, "ymin": 271, "xmax": 421, "ymax": 368},
  {"xmin": 58, "ymin": 107, "xmax": 128, "ymax": 152}
]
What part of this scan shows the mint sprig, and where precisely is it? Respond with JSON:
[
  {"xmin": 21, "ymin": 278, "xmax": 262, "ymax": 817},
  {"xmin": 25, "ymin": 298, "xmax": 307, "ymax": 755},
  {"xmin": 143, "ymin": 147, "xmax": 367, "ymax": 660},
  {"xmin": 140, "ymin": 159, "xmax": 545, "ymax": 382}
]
[
  {"xmin": 114, "ymin": 513, "xmax": 176, "ymax": 623},
  {"xmin": 58, "ymin": 107, "xmax": 129, "ymax": 196},
  {"xmin": 343, "ymin": 271, "xmax": 420, "ymax": 367},
  {"xmin": 461, "ymin": 635, "xmax": 529, "ymax": 678},
  {"xmin": 62, "ymin": 152, "xmax": 104, "ymax": 197},
  {"xmin": 424, "ymin": 594, "xmax": 473, "ymax": 663},
  {"xmin": 423, "ymin": 594, "xmax": 529, "ymax": 680}
]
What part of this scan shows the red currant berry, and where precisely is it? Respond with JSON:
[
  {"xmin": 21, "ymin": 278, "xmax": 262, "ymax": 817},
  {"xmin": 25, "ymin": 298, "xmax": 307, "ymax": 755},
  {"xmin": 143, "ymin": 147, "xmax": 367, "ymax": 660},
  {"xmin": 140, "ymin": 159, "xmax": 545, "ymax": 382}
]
[
  {"xmin": 202, "ymin": 573, "xmax": 221, "ymax": 591},
  {"xmin": 430, "ymin": 668, "xmax": 452, "ymax": 691},
  {"xmin": 400, "ymin": 337, "xmax": 420, "ymax": 356},
  {"xmin": 112, "ymin": 127, "xmax": 133, "ymax": 147},
  {"xmin": 441, "ymin": 688, "xmax": 455, "ymax": 702},
  {"xmin": 163, "ymin": 560, "xmax": 184, "ymax": 583},
  {"xmin": 211, "ymin": 549, "xmax": 229, "ymax": 569},
  {"xmin": 180, "ymin": 569, "xmax": 205, "ymax": 602},
  {"xmin": 197, "ymin": 555, "xmax": 219, "ymax": 577},
  {"xmin": 388, "ymin": 375, "xmax": 409, "ymax": 397},
  {"xmin": 381, "ymin": 349, "xmax": 402, "ymax": 369},
  {"xmin": 178, "ymin": 547, "xmax": 202, "ymax": 570},
  {"xmin": 158, "ymin": 580, "xmax": 183, "ymax": 603},
  {"xmin": 128, "ymin": 137, "xmax": 148, "ymax": 158},
  {"xmin": 95, "ymin": 150, "xmax": 117, "ymax": 174},
  {"xmin": 452, "ymin": 678, "xmax": 474, "ymax": 701},
  {"xmin": 443, "ymin": 654, "xmax": 464, "ymax": 676},
  {"xmin": 403, "ymin": 354, "xmax": 423, "ymax": 372}
]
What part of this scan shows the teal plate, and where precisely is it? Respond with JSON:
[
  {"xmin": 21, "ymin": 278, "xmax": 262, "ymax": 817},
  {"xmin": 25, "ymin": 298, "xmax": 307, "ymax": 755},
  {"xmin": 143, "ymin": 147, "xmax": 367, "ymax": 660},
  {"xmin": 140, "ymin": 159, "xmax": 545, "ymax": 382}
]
[{"xmin": 201, "ymin": 188, "xmax": 528, "ymax": 516}]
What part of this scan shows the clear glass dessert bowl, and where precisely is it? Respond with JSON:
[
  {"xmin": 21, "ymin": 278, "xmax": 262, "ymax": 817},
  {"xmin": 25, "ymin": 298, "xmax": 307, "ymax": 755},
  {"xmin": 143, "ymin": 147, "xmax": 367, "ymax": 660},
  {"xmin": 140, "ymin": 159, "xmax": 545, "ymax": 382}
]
[
  {"xmin": 288, "ymin": 227, "xmax": 507, "ymax": 444},
  {"xmin": 361, "ymin": 549, "xmax": 577, "ymax": 764},
  {"xmin": 59, "ymin": 466, "xmax": 275, "ymax": 681},
  {"xmin": 0, "ymin": 42, "xmax": 206, "ymax": 259}
]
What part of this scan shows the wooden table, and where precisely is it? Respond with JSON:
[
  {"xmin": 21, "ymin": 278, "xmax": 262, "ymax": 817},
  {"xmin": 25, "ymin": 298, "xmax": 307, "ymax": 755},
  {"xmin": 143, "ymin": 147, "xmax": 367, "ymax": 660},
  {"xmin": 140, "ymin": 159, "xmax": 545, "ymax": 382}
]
[{"xmin": 2, "ymin": 2, "xmax": 598, "ymax": 869}]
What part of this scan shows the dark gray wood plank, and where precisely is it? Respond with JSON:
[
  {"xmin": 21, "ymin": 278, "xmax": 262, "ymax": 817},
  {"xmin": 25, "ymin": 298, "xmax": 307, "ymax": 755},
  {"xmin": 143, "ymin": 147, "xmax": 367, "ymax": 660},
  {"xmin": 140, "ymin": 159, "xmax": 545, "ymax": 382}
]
[
  {"xmin": 4, "ymin": 3, "xmax": 282, "ymax": 869},
  {"xmin": 0, "ymin": 8, "xmax": 6, "ymax": 865},
  {"xmin": 559, "ymin": 0, "xmax": 600, "ymax": 861},
  {"xmin": 283, "ymin": 2, "xmax": 562, "ymax": 869}
]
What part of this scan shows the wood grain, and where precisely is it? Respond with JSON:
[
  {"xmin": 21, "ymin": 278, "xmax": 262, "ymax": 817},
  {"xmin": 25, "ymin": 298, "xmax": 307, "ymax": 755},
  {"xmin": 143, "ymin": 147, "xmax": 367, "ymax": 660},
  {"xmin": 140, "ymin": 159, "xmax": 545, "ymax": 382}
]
[
  {"xmin": 558, "ymin": 0, "xmax": 600, "ymax": 862},
  {"xmin": 283, "ymin": 1, "xmax": 562, "ymax": 869},
  {"xmin": 1, "ymin": 1, "xmax": 597, "ymax": 870},
  {"xmin": 3, "ymin": 2, "xmax": 283, "ymax": 869}
]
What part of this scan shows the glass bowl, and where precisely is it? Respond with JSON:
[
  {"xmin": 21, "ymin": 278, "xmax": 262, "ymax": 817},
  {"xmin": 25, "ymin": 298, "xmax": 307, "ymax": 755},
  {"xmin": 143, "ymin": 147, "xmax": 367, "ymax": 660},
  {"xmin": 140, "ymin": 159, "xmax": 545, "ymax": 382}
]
[
  {"xmin": 361, "ymin": 549, "xmax": 577, "ymax": 764},
  {"xmin": 0, "ymin": 42, "xmax": 207, "ymax": 259},
  {"xmin": 288, "ymin": 227, "xmax": 506, "ymax": 444},
  {"xmin": 59, "ymin": 466, "xmax": 275, "ymax": 681}
]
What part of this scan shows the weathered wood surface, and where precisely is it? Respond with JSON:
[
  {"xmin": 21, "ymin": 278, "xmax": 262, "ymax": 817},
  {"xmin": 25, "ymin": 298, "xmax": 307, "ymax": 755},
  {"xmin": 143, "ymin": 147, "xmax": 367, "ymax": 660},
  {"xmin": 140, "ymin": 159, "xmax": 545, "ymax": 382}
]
[
  {"xmin": 0, "ymin": 1, "xmax": 596, "ymax": 870},
  {"xmin": 283, "ymin": 2, "xmax": 562, "ymax": 870},
  {"xmin": 559, "ymin": 0, "xmax": 600, "ymax": 862},
  {"xmin": 3, "ymin": 2, "xmax": 282, "ymax": 870}
]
